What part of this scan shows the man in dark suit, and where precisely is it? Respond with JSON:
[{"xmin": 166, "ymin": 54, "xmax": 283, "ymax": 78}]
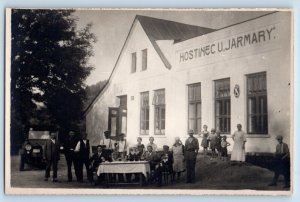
[
  {"xmin": 74, "ymin": 133, "xmax": 91, "ymax": 182},
  {"xmin": 90, "ymin": 145, "xmax": 107, "ymax": 171},
  {"xmin": 184, "ymin": 129, "xmax": 199, "ymax": 183},
  {"xmin": 144, "ymin": 145, "xmax": 159, "ymax": 171},
  {"xmin": 44, "ymin": 132, "xmax": 60, "ymax": 182},
  {"xmin": 63, "ymin": 131, "xmax": 78, "ymax": 182},
  {"xmin": 90, "ymin": 145, "xmax": 107, "ymax": 183},
  {"xmin": 269, "ymin": 135, "xmax": 290, "ymax": 188}
]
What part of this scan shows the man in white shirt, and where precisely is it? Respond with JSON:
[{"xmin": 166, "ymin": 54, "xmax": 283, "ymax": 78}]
[
  {"xmin": 74, "ymin": 133, "xmax": 91, "ymax": 182},
  {"xmin": 101, "ymin": 130, "xmax": 115, "ymax": 150}
]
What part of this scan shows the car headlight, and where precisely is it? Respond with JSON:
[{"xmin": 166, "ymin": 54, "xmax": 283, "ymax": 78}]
[{"xmin": 25, "ymin": 144, "xmax": 32, "ymax": 151}]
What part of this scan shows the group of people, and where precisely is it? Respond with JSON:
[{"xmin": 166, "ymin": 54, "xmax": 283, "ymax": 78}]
[
  {"xmin": 200, "ymin": 125, "xmax": 231, "ymax": 161},
  {"xmin": 97, "ymin": 133, "xmax": 190, "ymax": 186},
  {"xmin": 43, "ymin": 131, "xmax": 92, "ymax": 182},
  {"xmin": 42, "ymin": 124, "xmax": 290, "ymax": 188}
]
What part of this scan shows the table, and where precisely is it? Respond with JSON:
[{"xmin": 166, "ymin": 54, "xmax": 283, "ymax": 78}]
[{"xmin": 97, "ymin": 161, "xmax": 150, "ymax": 186}]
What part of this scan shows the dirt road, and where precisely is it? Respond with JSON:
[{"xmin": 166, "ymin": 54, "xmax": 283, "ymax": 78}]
[{"xmin": 9, "ymin": 154, "xmax": 289, "ymax": 190}]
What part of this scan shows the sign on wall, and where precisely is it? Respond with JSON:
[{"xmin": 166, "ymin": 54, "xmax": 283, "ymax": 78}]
[{"xmin": 179, "ymin": 26, "xmax": 276, "ymax": 63}]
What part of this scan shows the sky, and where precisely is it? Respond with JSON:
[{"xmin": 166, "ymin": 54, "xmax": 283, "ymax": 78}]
[{"xmin": 74, "ymin": 9, "xmax": 272, "ymax": 86}]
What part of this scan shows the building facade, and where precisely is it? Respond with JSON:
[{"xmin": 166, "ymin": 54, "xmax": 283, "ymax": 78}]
[{"xmin": 85, "ymin": 12, "xmax": 292, "ymax": 154}]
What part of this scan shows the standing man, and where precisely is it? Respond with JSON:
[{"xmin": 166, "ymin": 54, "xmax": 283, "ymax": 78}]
[
  {"xmin": 184, "ymin": 129, "xmax": 199, "ymax": 183},
  {"xmin": 115, "ymin": 133, "xmax": 127, "ymax": 159},
  {"xmin": 101, "ymin": 130, "xmax": 115, "ymax": 150},
  {"xmin": 64, "ymin": 131, "xmax": 78, "ymax": 182},
  {"xmin": 44, "ymin": 132, "xmax": 60, "ymax": 182},
  {"xmin": 269, "ymin": 135, "xmax": 290, "ymax": 188},
  {"xmin": 74, "ymin": 133, "xmax": 91, "ymax": 182}
]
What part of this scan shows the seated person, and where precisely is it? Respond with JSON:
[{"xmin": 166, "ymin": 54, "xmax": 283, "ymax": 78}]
[
  {"xmin": 160, "ymin": 145, "xmax": 173, "ymax": 173},
  {"xmin": 111, "ymin": 150, "xmax": 121, "ymax": 161},
  {"xmin": 144, "ymin": 145, "xmax": 160, "ymax": 171},
  {"xmin": 147, "ymin": 136, "xmax": 158, "ymax": 151},
  {"xmin": 127, "ymin": 147, "xmax": 140, "ymax": 182},
  {"xmin": 89, "ymin": 145, "xmax": 107, "ymax": 183},
  {"xmin": 128, "ymin": 147, "xmax": 140, "ymax": 161}
]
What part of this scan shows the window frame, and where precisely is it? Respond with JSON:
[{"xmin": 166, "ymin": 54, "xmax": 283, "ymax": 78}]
[
  {"xmin": 246, "ymin": 72, "xmax": 268, "ymax": 135},
  {"xmin": 140, "ymin": 91, "xmax": 149, "ymax": 135},
  {"xmin": 188, "ymin": 83, "xmax": 201, "ymax": 134},
  {"xmin": 153, "ymin": 89, "xmax": 165, "ymax": 135},
  {"xmin": 141, "ymin": 49, "xmax": 147, "ymax": 71},
  {"xmin": 214, "ymin": 78, "xmax": 231, "ymax": 134},
  {"xmin": 131, "ymin": 52, "xmax": 137, "ymax": 73}
]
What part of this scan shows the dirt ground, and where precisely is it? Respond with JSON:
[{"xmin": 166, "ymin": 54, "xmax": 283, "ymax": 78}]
[{"xmin": 9, "ymin": 154, "xmax": 289, "ymax": 190}]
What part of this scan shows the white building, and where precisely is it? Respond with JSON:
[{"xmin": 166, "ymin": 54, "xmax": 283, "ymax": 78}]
[{"xmin": 84, "ymin": 11, "xmax": 292, "ymax": 154}]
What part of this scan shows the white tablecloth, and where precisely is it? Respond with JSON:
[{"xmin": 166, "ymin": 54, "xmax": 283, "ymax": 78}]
[{"xmin": 97, "ymin": 161, "xmax": 150, "ymax": 178}]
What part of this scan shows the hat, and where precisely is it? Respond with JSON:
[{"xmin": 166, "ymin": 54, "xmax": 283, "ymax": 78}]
[
  {"xmin": 104, "ymin": 130, "xmax": 110, "ymax": 134},
  {"xmin": 276, "ymin": 135, "xmax": 283, "ymax": 140},
  {"xmin": 188, "ymin": 129, "xmax": 194, "ymax": 134},
  {"xmin": 163, "ymin": 145, "xmax": 169, "ymax": 149}
]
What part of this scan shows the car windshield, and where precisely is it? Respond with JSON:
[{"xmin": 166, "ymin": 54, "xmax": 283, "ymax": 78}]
[{"xmin": 28, "ymin": 131, "xmax": 50, "ymax": 140}]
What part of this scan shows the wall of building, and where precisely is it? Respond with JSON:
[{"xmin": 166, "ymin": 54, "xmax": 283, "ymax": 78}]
[
  {"xmin": 86, "ymin": 20, "xmax": 171, "ymax": 147},
  {"xmin": 173, "ymin": 11, "xmax": 292, "ymax": 153},
  {"xmin": 86, "ymin": 12, "xmax": 292, "ymax": 153}
]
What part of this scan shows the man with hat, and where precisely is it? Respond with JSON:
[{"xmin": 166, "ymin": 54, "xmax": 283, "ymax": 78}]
[
  {"xmin": 269, "ymin": 135, "xmax": 290, "ymax": 188},
  {"xmin": 184, "ymin": 129, "xmax": 199, "ymax": 183},
  {"xmin": 101, "ymin": 130, "xmax": 115, "ymax": 150}
]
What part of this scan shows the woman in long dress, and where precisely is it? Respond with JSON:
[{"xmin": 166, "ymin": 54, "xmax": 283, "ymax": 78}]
[
  {"xmin": 172, "ymin": 137, "xmax": 185, "ymax": 181},
  {"xmin": 231, "ymin": 124, "xmax": 247, "ymax": 162}
]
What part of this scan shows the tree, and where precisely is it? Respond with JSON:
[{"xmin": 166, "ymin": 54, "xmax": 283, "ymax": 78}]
[
  {"xmin": 84, "ymin": 80, "xmax": 107, "ymax": 110},
  {"xmin": 11, "ymin": 9, "xmax": 96, "ymax": 149}
]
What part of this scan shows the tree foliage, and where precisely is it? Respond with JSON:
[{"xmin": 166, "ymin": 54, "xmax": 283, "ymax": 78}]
[
  {"xmin": 11, "ymin": 9, "xmax": 96, "ymax": 147},
  {"xmin": 84, "ymin": 80, "xmax": 107, "ymax": 110}
]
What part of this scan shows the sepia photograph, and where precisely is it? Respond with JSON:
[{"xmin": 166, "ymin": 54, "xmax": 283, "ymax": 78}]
[{"xmin": 5, "ymin": 8, "xmax": 293, "ymax": 195}]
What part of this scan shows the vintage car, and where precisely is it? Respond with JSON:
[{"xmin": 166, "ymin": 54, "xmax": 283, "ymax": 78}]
[{"xmin": 19, "ymin": 128, "xmax": 58, "ymax": 171}]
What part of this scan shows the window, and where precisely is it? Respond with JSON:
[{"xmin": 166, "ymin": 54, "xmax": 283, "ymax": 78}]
[
  {"xmin": 215, "ymin": 78, "xmax": 231, "ymax": 133},
  {"xmin": 153, "ymin": 89, "xmax": 165, "ymax": 135},
  {"xmin": 188, "ymin": 83, "xmax": 201, "ymax": 133},
  {"xmin": 140, "ymin": 92, "xmax": 149, "ymax": 135},
  {"xmin": 119, "ymin": 95, "xmax": 127, "ymax": 109},
  {"xmin": 247, "ymin": 72, "xmax": 268, "ymax": 134},
  {"xmin": 131, "ymin": 52, "xmax": 136, "ymax": 73},
  {"xmin": 142, "ymin": 49, "xmax": 147, "ymax": 71}
]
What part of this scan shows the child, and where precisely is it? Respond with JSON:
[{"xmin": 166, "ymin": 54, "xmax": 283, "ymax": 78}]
[
  {"xmin": 220, "ymin": 136, "xmax": 230, "ymax": 161},
  {"xmin": 216, "ymin": 130, "xmax": 222, "ymax": 159},
  {"xmin": 200, "ymin": 125, "xmax": 210, "ymax": 157},
  {"xmin": 208, "ymin": 128, "xmax": 217, "ymax": 160}
]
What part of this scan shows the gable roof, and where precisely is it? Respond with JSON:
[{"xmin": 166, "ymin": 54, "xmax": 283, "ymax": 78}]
[
  {"xmin": 137, "ymin": 15, "xmax": 215, "ymax": 42},
  {"xmin": 136, "ymin": 15, "xmax": 215, "ymax": 69},
  {"xmin": 84, "ymin": 15, "xmax": 214, "ymax": 115}
]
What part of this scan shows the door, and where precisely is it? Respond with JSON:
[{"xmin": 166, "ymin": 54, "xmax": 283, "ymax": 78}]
[{"xmin": 108, "ymin": 96, "xmax": 128, "ymax": 137}]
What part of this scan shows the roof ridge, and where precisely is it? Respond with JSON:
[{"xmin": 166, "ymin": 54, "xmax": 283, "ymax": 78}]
[{"xmin": 135, "ymin": 14, "xmax": 211, "ymax": 29}]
